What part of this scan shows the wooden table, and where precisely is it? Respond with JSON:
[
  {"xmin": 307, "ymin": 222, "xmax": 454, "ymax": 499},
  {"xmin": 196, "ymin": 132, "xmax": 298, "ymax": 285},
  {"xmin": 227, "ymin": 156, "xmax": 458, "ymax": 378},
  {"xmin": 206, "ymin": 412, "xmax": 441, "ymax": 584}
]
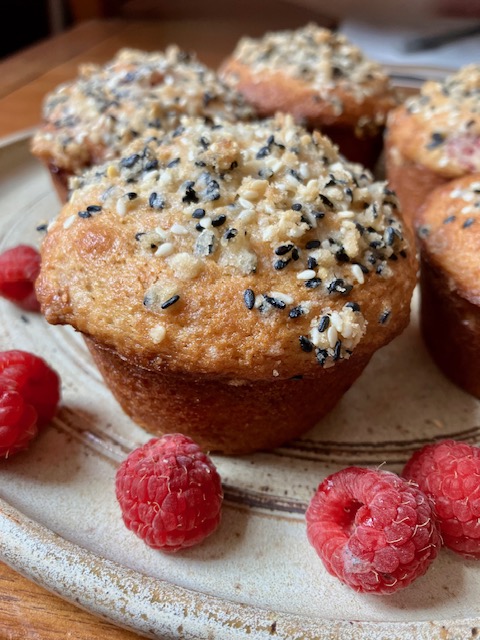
[{"xmin": 0, "ymin": 15, "xmax": 340, "ymax": 638}]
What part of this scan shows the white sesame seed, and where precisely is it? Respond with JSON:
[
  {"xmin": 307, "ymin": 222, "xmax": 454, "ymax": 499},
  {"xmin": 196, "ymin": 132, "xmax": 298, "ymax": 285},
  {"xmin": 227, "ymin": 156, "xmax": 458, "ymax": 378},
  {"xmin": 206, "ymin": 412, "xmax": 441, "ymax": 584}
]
[
  {"xmin": 116, "ymin": 197, "xmax": 128, "ymax": 217},
  {"xmin": 149, "ymin": 325, "xmax": 166, "ymax": 344},
  {"xmin": 338, "ymin": 210, "xmax": 355, "ymax": 219},
  {"xmin": 170, "ymin": 223, "xmax": 188, "ymax": 235},
  {"xmin": 201, "ymin": 217, "xmax": 213, "ymax": 228},
  {"xmin": 330, "ymin": 311, "xmax": 344, "ymax": 333},
  {"xmin": 155, "ymin": 242, "xmax": 174, "ymax": 257},
  {"xmin": 327, "ymin": 325, "xmax": 338, "ymax": 348},
  {"xmin": 63, "ymin": 215, "xmax": 76, "ymax": 230},
  {"xmin": 238, "ymin": 197, "xmax": 254, "ymax": 209},
  {"xmin": 351, "ymin": 263, "xmax": 365, "ymax": 284},
  {"xmin": 272, "ymin": 369, "xmax": 279, "ymax": 377},
  {"xmin": 297, "ymin": 269, "xmax": 316, "ymax": 280}
]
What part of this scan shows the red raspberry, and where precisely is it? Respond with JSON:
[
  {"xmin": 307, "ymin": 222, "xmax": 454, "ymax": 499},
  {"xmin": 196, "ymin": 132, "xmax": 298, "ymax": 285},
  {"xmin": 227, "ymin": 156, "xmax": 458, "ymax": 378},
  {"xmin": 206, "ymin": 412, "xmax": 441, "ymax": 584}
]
[
  {"xmin": 306, "ymin": 467, "xmax": 440, "ymax": 594},
  {"xmin": 0, "ymin": 350, "xmax": 60, "ymax": 458},
  {"xmin": 403, "ymin": 439, "xmax": 480, "ymax": 558},
  {"xmin": 0, "ymin": 245, "xmax": 41, "ymax": 311},
  {"xmin": 115, "ymin": 434, "xmax": 223, "ymax": 552}
]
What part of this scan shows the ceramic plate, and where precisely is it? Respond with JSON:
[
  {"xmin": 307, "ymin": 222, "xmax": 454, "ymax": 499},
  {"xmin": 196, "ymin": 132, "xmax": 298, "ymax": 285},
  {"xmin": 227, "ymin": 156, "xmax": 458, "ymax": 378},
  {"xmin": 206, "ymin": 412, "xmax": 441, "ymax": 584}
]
[{"xmin": 1, "ymin": 71, "xmax": 480, "ymax": 639}]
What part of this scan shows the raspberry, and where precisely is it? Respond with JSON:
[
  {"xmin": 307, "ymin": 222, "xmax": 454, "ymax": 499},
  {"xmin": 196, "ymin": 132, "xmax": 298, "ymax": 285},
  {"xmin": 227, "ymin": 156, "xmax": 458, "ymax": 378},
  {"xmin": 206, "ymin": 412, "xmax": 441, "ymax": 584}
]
[
  {"xmin": 306, "ymin": 467, "xmax": 440, "ymax": 594},
  {"xmin": 0, "ymin": 350, "xmax": 60, "ymax": 458},
  {"xmin": 115, "ymin": 434, "xmax": 223, "ymax": 552},
  {"xmin": 403, "ymin": 439, "xmax": 480, "ymax": 558},
  {"xmin": 0, "ymin": 245, "xmax": 41, "ymax": 311}
]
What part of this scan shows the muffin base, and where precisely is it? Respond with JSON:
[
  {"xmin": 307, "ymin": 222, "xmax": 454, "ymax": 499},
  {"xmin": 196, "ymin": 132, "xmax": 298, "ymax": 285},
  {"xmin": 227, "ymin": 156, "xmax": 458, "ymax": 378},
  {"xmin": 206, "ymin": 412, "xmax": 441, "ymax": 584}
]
[
  {"xmin": 46, "ymin": 163, "xmax": 71, "ymax": 203},
  {"xmin": 85, "ymin": 337, "xmax": 372, "ymax": 455},
  {"xmin": 420, "ymin": 252, "xmax": 480, "ymax": 399},
  {"xmin": 321, "ymin": 124, "xmax": 384, "ymax": 170}
]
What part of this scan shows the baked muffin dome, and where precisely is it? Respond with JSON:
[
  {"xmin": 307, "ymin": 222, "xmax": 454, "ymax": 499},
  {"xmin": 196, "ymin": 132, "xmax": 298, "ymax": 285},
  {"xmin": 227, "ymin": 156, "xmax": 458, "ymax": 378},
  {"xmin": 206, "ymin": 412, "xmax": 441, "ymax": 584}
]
[
  {"xmin": 36, "ymin": 114, "xmax": 416, "ymax": 453},
  {"xmin": 386, "ymin": 64, "xmax": 480, "ymax": 226},
  {"xmin": 416, "ymin": 174, "xmax": 480, "ymax": 398},
  {"xmin": 219, "ymin": 23, "xmax": 397, "ymax": 167},
  {"xmin": 31, "ymin": 46, "xmax": 256, "ymax": 200}
]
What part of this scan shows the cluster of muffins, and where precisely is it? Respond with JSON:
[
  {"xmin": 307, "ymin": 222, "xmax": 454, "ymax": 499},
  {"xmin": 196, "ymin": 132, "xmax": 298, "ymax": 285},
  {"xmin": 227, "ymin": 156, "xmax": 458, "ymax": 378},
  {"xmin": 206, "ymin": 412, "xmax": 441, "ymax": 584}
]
[{"xmin": 32, "ymin": 23, "xmax": 478, "ymax": 454}]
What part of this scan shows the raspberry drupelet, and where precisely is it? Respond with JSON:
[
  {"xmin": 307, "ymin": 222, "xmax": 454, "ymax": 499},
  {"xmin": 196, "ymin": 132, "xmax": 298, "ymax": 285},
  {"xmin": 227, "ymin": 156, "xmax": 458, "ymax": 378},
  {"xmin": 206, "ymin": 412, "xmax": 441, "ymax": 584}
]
[
  {"xmin": 403, "ymin": 439, "xmax": 480, "ymax": 558},
  {"xmin": 306, "ymin": 467, "xmax": 441, "ymax": 594},
  {"xmin": 115, "ymin": 434, "xmax": 223, "ymax": 552}
]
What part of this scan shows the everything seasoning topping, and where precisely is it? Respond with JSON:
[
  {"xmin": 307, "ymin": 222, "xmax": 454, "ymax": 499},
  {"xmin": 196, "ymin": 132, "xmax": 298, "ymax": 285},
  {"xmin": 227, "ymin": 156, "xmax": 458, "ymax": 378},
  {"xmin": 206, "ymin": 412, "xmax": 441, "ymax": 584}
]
[
  {"xmin": 64, "ymin": 113, "xmax": 409, "ymax": 367},
  {"xmin": 404, "ymin": 65, "xmax": 480, "ymax": 172},
  {"xmin": 32, "ymin": 45, "xmax": 256, "ymax": 175},
  {"xmin": 223, "ymin": 23, "xmax": 391, "ymax": 106}
]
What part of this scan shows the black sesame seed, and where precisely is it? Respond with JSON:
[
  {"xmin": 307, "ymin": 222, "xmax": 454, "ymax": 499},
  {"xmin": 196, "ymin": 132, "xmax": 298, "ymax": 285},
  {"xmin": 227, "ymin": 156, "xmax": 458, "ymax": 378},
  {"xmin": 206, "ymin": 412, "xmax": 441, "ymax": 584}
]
[
  {"xmin": 316, "ymin": 348, "xmax": 328, "ymax": 366},
  {"xmin": 345, "ymin": 302, "xmax": 361, "ymax": 312},
  {"xmin": 212, "ymin": 214, "xmax": 226, "ymax": 227},
  {"xmin": 289, "ymin": 169, "xmax": 301, "ymax": 181},
  {"xmin": 379, "ymin": 310, "xmax": 391, "ymax": 324},
  {"xmin": 307, "ymin": 256, "xmax": 318, "ymax": 269},
  {"xmin": 161, "ymin": 294, "xmax": 180, "ymax": 310},
  {"xmin": 120, "ymin": 153, "xmax": 140, "ymax": 168},
  {"xmin": 426, "ymin": 132, "xmax": 445, "ymax": 150},
  {"xmin": 400, "ymin": 249, "xmax": 407, "ymax": 258},
  {"xmin": 291, "ymin": 203, "xmax": 303, "ymax": 211},
  {"xmin": 299, "ymin": 336, "xmax": 314, "ymax": 352},
  {"xmin": 290, "ymin": 375, "xmax": 303, "ymax": 380},
  {"xmin": 182, "ymin": 182, "xmax": 199, "ymax": 204},
  {"xmin": 389, "ymin": 254, "xmax": 398, "ymax": 261},
  {"xmin": 264, "ymin": 295, "xmax": 286, "ymax": 309},
  {"xmin": 319, "ymin": 194, "xmax": 334, "ymax": 208},
  {"xmin": 172, "ymin": 125, "xmax": 185, "ymax": 138},
  {"xmin": 333, "ymin": 340, "xmax": 342, "ymax": 361},
  {"xmin": 167, "ymin": 157, "xmax": 180, "ymax": 169},
  {"xmin": 463, "ymin": 218, "xmax": 475, "ymax": 228},
  {"xmin": 275, "ymin": 244, "xmax": 294, "ymax": 256},
  {"xmin": 305, "ymin": 277, "xmax": 322, "ymax": 289},
  {"xmin": 444, "ymin": 215, "xmax": 456, "ymax": 224},
  {"xmin": 78, "ymin": 210, "xmax": 92, "ymax": 218},
  {"xmin": 289, "ymin": 306, "xmax": 304, "ymax": 319},
  {"xmin": 291, "ymin": 248, "xmax": 300, "ymax": 261},
  {"xmin": 230, "ymin": 161, "xmax": 238, "ymax": 170},
  {"xmin": 192, "ymin": 208, "xmax": 205, "ymax": 219},
  {"xmin": 126, "ymin": 192, "xmax": 138, "ymax": 200},
  {"xmin": 312, "ymin": 210, "xmax": 325, "ymax": 219},
  {"xmin": 199, "ymin": 136, "xmax": 210, "ymax": 149},
  {"xmin": 36, "ymin": 223, "xmax": 48, "ymax": 232},
  {"xmin": 195, "ymin": 222, "xmax": 204, "ymax": 232},
  {"xmin": 335, "ymin": 248, "xmax": 350, "ymax": 263},
  {"xmin": 195, "ymin": 160, "xmax": 207, "ymax": 167},
  {"xmin": 224, "ymin": 228, "xmax": 238, "ymax": 240},
  {"xmin": 328, "ymin": 279, "xmax": 353, "ymax": 295},
  {"xmin": 144, "ymin": 159, "xmax": 159, "ymax": 171},
  {"xmin": 206, "ymin": 180, "xmax": 221, "ymax": 201},
  {"xmin": 418, "ymin": 226, "xmax": 430, "ymax": 238},
  {"xmin": 135, "ymin": 232, "xmax": 145, "ymax": 241},
  {"xmin": 355, "ymin": 222, "xmax": 365, "ymax": 234},
  {"xmin": 267, "ymin": 135, "xmax": 275, "ymax": 145},
  {"xmin": 274, "ymin": 258, "xmax": 290, "ymax": 270},
  {"xmin": 305, "ymin": 239, "xmax": 321, "ymax": 250},
  {"xmin": 149, "ymin": 192, "xmax": 165, "ymax": 209},
  {"xmin": 256, "ymin": 146, "xmax": 270, "ymax": 159},
  {"xmin": 318, "ymin": 316, "xmax": 330, "ymax": 332},
  {"xmin": 345, "ymin": 187, "xmax": 353, "ymax": 201},
  {"xmin": 244, "ymin": 289, "xmax": 255, "ymax": 310},
  {"xmin": 385, "ymin": 226, "xmax": 399, "ymax": 246},
  {"xmin": 86, "ymin": 205, "xmax": 102, "ymax": 213}
]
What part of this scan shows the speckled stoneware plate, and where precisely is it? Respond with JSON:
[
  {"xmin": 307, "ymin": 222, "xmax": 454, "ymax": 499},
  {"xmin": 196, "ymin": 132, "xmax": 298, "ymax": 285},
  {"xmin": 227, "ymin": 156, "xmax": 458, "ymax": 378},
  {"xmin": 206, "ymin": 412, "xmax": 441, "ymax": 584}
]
[{"xmin": 2, "ymin": 66, "xmax": 480, "ymax": 640}]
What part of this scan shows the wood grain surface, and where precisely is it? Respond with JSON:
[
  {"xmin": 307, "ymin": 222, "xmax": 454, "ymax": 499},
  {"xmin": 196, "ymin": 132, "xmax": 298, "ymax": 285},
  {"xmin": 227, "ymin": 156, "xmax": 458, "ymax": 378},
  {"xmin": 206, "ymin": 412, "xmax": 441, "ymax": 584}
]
[{"xmin": 0, "ymin": 12, "xmax": 334, "ymax": 639}]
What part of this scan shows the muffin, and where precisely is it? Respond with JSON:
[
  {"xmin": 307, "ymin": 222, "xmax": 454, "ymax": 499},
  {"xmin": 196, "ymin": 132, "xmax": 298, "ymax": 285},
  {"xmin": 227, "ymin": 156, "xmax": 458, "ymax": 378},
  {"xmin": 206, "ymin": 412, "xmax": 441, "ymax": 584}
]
[
  {"xmin": 36, "ymin": 114, "xmax": 416, "ymax": 454},
  {"xmin": 416, "ymin": 173, "xmax": 480, "ymax": 398},
  {"xmin": 386, "ymin": 64, "xmax": 480, "ymax": 228},
  {"xmin": 31, "ymin": 46, "xmax": 256, "ymax": 202},
  {"xmin": 219, "ymin": 23, "xmax": 398, "ymax": 168}
]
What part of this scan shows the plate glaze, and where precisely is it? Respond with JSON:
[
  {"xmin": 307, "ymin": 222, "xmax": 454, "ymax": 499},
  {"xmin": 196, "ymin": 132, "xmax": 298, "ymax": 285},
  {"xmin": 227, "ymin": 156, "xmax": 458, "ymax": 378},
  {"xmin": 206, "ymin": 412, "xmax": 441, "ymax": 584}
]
[{"xmin": 1, "ymin": 117, "xmax": 480, "ymax": 640}]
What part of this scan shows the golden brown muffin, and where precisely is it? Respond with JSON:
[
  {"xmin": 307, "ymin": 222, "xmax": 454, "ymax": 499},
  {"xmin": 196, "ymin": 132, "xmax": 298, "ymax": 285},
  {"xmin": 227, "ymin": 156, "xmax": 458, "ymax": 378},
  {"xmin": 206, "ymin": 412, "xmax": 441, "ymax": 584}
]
[
  {"xmin": 416, "ymin": 174, "xmax": 480, "ymax": 398},
  {"xmin": 36, "ymin": 114, "xmax": 416, "ymax": 454},
  {"xmin": 386, "ymin": 64, "xmax": 480, "ymax": 228},
  {"xmin": 31, "ymin": 46, "xmax": 256, "ymax": 202},
  {"xmin": 219, "ymin": 23, "xmax": 397, "ymax": 168}
]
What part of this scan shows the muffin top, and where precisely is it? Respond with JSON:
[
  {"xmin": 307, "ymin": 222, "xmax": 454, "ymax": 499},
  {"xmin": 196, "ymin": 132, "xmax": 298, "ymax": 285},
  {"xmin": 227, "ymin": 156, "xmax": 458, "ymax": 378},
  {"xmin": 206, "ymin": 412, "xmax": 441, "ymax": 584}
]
[
  {"xmin": 417, "ymin": 173, "xmax": 480, "ymax": 304},
  {"xmin": 31, "ymin": 46, "xmax": 255, "ymax": 175},
  {"xmin": 387, "ymin": 65, "xmax": 480, "ymax": 177},
  {"xmin": 36, "ymin": 114, "xmax": 416, "ymax": 380},
  {"xmin": 219, "ymin": 23, "xmax": 396, "ymax": 129}
]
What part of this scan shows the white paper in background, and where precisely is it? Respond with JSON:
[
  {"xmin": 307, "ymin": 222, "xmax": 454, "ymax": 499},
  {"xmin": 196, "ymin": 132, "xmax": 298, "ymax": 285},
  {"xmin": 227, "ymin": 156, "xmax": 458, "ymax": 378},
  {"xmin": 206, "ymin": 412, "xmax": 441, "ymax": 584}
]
[{"xmin": 339, "ymin": 19, "xmax": 480, "ymax": 69}]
